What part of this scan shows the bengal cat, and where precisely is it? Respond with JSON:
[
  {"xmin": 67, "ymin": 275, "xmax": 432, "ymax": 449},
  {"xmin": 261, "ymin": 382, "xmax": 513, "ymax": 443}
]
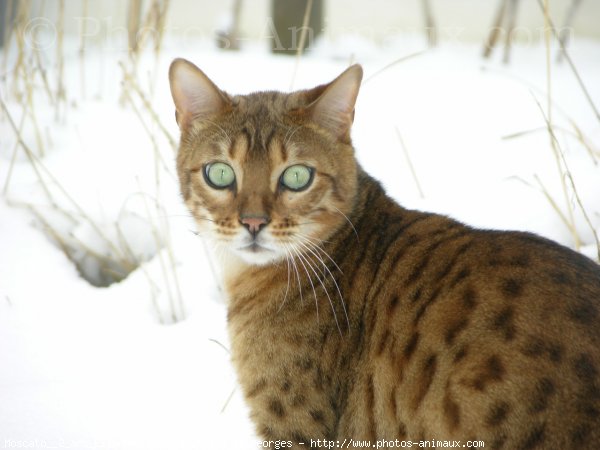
[{"xmin": 169, "ymin": 58, "xmax": 600, "ymax": 449}]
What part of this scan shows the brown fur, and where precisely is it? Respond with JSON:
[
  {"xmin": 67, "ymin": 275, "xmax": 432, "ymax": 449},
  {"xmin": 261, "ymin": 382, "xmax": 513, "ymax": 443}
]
[{"xmin": 169, "ymin": 59, "xmax": 600, "ymax": 449}]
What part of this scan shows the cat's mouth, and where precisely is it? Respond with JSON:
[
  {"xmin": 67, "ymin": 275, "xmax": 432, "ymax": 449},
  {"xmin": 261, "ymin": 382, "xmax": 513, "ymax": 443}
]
[{"xmin": 238, "ymin": 242, "xmax": 273, "ymax": 253}]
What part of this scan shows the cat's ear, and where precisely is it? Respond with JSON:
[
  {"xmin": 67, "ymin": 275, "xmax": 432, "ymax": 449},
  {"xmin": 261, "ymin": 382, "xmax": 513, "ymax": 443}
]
[
  {"xmin": 168, "ymin": 58, "xmax": 229, "ymax": 130},
  {"xmin": 308, "ymin": 64, "xmax": 363, "ymax": 140}
]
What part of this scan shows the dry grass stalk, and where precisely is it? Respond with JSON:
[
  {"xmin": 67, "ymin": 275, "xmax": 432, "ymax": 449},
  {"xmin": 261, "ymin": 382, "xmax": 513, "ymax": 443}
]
[
  {"xmin": 503, "ymin": 0, "xmax": 519, "ymax": 63},
  {"xmin": 55, "ymin": 0, "xmax": 66, "ymax": 118},
  {"xmin": 361, "ymin": 50, "xmax": 427, "ymax": 86},
  {"xmin": 34, "ymin": 45, "xmax": 55, "ymax": 105},
  {"xmin": 556, "ymin": 0, "xmax": 583, "ymax": 63},
  {"xmin": 33, "ymin": 203, "xmax": 136, "ymax": 287},
  {"xmin": 202, "ymin": 238, "xmax": 223, "ymax": 293},
  {"xmin": 541, "ymin": 0, "xmax": 579, "ymax": 249},
  {"xmin": 422, "ymin": 0, "xmax": 437, "ymax": 46},
  {"xmin": 153, "ymin": 0, "xmax": 170, "ymax": 55},
  {"xmin": 125, "ymin": 0, "xmax": 170, "ymax": 83},
  {"xmin": 139, "ymin": 0, "xmax": 170, "ymax": 55},
  {"xmin": 36, "ymin": 158, "xmax": 129, "ymax": 264},
  {"xmin": 2, "ymin": 101, "xmax": 28, "ymax": 196},
  {"xmin": 28, "ymin": 203, "xmax": 135, "ymax": 287},
  {"xmin": 206, "ymin": 337, "xmax": 236, "ymax": 412},
  {"xmin": 484, "ymin": 65, "xmax": 597, "ymax": 165},
  {"xmin": 533, "ymin": 174, "xmax": 574, "ymax": 237},
  {"xmin": 217, "ymin": 0, "xmax": 242, "ymax": 50},
  {"xmin": 502, "ymin": 124, "xmax": 599, "ymax": 166},
  {"xmin": 220, "ymin": 387, "xmax": 237, "ymax": 414},
  {"xmin": 27, "ymin": 203, "xmax": 77, "ymax": 265},
  {"xmin": 121, "ymin": 86, "xmax": 175, "ymax": 178},
  {"xmin": 570, "ymin": 121, "xmax": 599, "ymax": 165},
  {"xmin": 160, "ymin": 206, "xmax": 186, "ymax": 320},
  {"xmin": 535, "ymin": 0, "xmax": 600, "ymax": 124},
  {"xmin": 115, "ymin": 221, "xmax": 165, "ymax": 324},
  {"xmin": 1, "ymin": 0, "xmax": 16, "ymax": 74},
  {"xmin": 533, "ymin": 97, "xmax": 600, "ymax": 261},
  {"xmin": 139, "ymin": 188, "xmax": 183, "ymax": 323},
  {"xmin": 289, "ymin": 0, "xmax": 314, "ymax": 90},
  {"xmin": 79, "ymin": 0, "xmax": 88, "ymax": 99},
  {"xmin": 1, "ymin": 96, "xmax": 53, "ymax": 203},
  {"xmin": 68, "ymin": 228, "xmax": 135, "ymax": 276},
  {"xmin": 483, "ymin": 0, "xmax": 508, "ymax": 58},
  {"xmin": 395, "ymin": 127, "xmax": 425, "ymax": 199},
  {"xmin": 127, "ymin": 0, "xmax": 143, "ymax": 56},
  {"xmin": 122, "ymin": 56, "xmax": 188, "ymax": 319},
  {"xmin": 3, "ymin": 96, "xmax": 132, "ymax": 265},
  {"xmin": 120, "ymin": 61, "xmax": 178, "ymax": 151},
  {"xmin": 7, "ymin": 1, "xmax": 29, "ymax": 100},
  {"xmin": 20, "ymin": 61, "xmax": 45, "ymax": 156}
]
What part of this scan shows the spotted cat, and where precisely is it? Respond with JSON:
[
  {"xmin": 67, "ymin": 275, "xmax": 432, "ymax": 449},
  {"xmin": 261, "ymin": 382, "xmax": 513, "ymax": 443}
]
[{"xmin": 169, "ymin": 58, "xmax": 600, "ymax": 449}]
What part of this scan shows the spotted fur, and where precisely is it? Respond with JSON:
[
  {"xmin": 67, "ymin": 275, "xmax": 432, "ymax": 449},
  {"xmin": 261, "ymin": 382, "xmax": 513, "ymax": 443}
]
[{"xmin": 170, "ymin": 59, "xmax": 600, "ymax": 449}]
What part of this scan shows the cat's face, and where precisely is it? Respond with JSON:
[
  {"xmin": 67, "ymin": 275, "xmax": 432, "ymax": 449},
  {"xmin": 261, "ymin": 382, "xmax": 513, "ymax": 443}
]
[{"xmin": 169, "ymin": 59, "xmax": 363, "ymax": 265}]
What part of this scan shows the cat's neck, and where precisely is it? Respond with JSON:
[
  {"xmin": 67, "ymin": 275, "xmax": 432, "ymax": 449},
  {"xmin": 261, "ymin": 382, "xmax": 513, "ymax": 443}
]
[{"xmin": 216, "ymin": 249, "xmax": 249, "ymax": 288}]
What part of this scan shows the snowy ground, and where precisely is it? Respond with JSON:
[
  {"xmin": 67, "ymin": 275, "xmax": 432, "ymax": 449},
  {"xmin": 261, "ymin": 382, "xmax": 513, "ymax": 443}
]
[{"xmin": 1, "ymin": 27, "xmax": 600, "ymax": 450}]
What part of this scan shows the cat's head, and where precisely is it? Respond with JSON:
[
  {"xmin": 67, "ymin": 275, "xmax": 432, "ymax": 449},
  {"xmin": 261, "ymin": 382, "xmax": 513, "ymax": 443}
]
[{"xmin": 169, "ymin": 59, "xmax": 363, "ymax": 266}]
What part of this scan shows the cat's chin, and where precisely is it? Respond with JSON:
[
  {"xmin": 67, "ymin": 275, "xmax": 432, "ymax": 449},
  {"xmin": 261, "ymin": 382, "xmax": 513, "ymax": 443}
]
[{"xmin": 233, "ymin": 245, "xmax": 282, "ymax": 266}]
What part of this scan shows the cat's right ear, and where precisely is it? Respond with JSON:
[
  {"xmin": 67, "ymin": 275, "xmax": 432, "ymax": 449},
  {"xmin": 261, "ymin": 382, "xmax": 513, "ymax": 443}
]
[
  {"xmin": 308, "ymin": 64, "xmax": 363, "ymax": 141},
  {"xmin": 168, "ymin": 58, "xmax": 229, "ymax": 130}
]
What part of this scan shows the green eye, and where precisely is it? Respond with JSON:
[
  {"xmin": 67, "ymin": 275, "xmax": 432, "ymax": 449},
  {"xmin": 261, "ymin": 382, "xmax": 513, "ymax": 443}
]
[
  {"xmin": 205, "ymin": 162, "xmax": 235, "ymax": 189},
  {"xmin": 281, "ymin": 165, "xmax": 313, "ymax": 191}
]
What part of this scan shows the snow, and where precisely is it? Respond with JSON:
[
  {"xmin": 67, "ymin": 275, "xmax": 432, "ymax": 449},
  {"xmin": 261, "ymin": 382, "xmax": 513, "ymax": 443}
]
[{"xmin": 1, "ymin": 28, "xmax": 599, "ymax": 450}]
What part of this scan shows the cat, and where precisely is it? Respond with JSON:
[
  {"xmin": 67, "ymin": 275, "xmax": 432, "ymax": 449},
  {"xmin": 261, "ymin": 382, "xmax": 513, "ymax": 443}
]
[{"xmin": 168, "ymin": 58, "xmax": 600, "ymax": 449}]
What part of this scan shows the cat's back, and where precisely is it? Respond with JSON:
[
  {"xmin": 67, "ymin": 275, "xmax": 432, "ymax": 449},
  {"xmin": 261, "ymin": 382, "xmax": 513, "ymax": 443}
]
[{"xmin": 352, "ymin": 190, "xmax": 600, "ymax": 449}]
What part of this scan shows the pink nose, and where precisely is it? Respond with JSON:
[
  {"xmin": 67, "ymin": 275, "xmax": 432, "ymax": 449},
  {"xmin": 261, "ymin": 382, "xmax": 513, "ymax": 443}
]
[{"xmin": 240, "ymin": 216, "xmax": 269, "ymax": 236}]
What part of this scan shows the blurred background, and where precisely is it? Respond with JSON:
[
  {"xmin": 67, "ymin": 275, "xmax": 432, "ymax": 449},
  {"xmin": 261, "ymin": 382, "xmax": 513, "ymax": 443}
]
[
  {"xmin": 4, "ymin": 0, "xmax": 600, "ymax": 44},
  {"xmin": 1, "ymin": 1, "xmax": 599, "ymax": 449}
]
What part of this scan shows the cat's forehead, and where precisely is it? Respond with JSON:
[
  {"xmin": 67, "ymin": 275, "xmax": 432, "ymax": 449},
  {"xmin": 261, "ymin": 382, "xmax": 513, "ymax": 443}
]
[
  {"xmin": 211, "ymin": 91, "xmax": 317, "ymax": 160},
  {"xmin": 232, "ymin": 89, "xmax": 314, "ymax": 118}
]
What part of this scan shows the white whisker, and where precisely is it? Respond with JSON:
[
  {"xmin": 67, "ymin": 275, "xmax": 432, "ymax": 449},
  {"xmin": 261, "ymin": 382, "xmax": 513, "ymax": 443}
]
[
  {"xmin": 277, "ymin": 244, "xmax": 293, "ymax": 313},
  {"xmin": 332, "ymin": 206, "xmax": 359, "ymax": 241},
  {"xmin": 292, "ymin": 244, "xmax": 342, "ymax": 335},
  {"xmin": 290, "ymin": 244, "xmax": 320, "ymax": 324},
  {"xmin": 294, "ymin": 238, "xmax": 349, "ymax": 331},
  {"xmin": 295, "ymin": 233, "xmax": 344, "ymax": 274},
  {"xmin": 284, "ymin": 242, "xmax": 305, "ymax": 307}
]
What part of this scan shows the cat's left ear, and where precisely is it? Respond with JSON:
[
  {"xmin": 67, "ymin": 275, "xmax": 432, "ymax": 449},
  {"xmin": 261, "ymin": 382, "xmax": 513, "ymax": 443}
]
[{"xmin": 308, "ymin": 64, "xmax": 363, "ymax": 140}]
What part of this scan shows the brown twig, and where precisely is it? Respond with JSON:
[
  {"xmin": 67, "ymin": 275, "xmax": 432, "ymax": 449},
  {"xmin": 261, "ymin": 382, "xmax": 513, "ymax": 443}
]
[
  {"xmin": 556, "ymin": 0, "xmax": 583, "ymax": 63},
  {"xmin": 289, "ymin": 0, "xmax": 314, "ymax": 90},
  {"xmin": 422, "ymin": 0, "xmax": 437, "ymax": 47},
  {"xmin": 503, "ymin": 0, "xmax": 519, "ymax": 64},
  {"xmin": 127, "ymin": 0, "xmax": 143, "ymax": 56},
  {"xmin": 483, "ymin": 0, "xmax": 508, "ymax": 58}
]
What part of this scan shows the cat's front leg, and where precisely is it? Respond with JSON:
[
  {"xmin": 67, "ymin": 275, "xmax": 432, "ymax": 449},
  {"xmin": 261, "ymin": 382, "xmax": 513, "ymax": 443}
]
[{"xmin": 242, "ymin": 361, "xmax": 337, "ymax": 449}]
